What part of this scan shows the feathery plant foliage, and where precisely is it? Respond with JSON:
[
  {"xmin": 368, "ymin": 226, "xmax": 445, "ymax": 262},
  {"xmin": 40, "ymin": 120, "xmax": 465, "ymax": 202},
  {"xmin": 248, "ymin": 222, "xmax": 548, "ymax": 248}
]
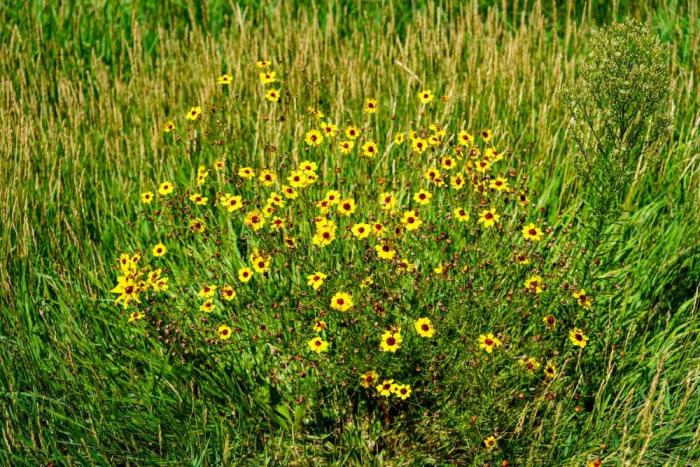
[
  {"xmin": 566, "ymin": 20, "xmax": 672, "ymax": 281},
  {"xmin": 1, "ymin": 2, "xmax": 699, "ymax": 466}
]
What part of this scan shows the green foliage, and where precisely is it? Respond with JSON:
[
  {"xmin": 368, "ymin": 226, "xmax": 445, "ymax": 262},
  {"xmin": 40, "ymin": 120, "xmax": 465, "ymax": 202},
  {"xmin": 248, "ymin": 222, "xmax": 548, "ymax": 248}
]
[
  {"xmin": 1, "ymin": 2, "xmax": 699, "ymax": 466},
  {"xmin": 565, "ymin": 20, "xmax": 672, "ymax": 282}
]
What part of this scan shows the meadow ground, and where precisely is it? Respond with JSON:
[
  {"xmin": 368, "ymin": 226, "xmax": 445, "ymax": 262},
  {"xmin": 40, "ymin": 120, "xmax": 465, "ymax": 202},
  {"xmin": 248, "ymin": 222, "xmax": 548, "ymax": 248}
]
[{"xmin": 1, "ymin": 1, "xmax": 699, "ymax": 465}]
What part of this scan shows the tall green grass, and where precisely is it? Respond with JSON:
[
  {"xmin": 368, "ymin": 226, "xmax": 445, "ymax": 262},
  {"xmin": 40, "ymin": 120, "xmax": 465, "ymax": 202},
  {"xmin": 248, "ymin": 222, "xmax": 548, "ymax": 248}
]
[{"xmin": 1, "ymin": 0, "xmax": 699, "ymax": 464}]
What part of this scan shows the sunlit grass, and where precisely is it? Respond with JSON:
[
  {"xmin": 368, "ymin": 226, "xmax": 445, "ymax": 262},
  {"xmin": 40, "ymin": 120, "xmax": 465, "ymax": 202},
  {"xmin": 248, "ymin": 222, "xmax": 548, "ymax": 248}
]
[{"xmin": 1, "ymin": 1, "xmax": 699, "ymax": 465}]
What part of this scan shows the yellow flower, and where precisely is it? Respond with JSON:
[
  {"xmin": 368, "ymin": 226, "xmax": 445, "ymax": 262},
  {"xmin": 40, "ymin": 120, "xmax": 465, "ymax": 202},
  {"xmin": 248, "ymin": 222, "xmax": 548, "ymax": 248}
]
[
  {"xmin": 321, "ymin": 122, "xmax": 338, "ymax": 137},
  {"xmin": 244, "ymin": 210, "xmax": 266, "ymax": 231},
  {"xmin": 569, "ymin": 327, "xmax": 589, "ymax": 348},
  {"xmin": 200, "ymin": 299, "xmax": 215, "ymax": 313},
  {"xmin": 312, "ymin": 224, "xmax": 336, "ymax": 247},
  {"xmin": 307, "ymin": 272, "xmax": 327, "ymax": 290},
  {"xmin": 339, "ymin": 140, "xmax": 354, "ymax": 154},
  {"xmin": 544, "ymin": 361, "xmax": 557, "ymax": 379},
  {"xmin": 265, "ymin": 88, "xmax": 280, "ymax": 102},
  {"xmin": 517, "ymin": 191, "xmax": 529, "ymax": 207},
  {"xmin": 393, "ymin": 384, "xmax": 412, "ymax": 400},
  {"xmin": 117, "ymin": 254, "xmax": 133, "ymax": 274},
  {"xmin": 196, "ymin": 170, "xmax": 209, "ymax": 186},
  {"xmin": 185, "ymin": 106, "xmax": 202, "ymax": 121},
  {"xmin": 376, "ymin": 379, "xmax": 394, "ymax": 397},
  {"xmin": 217, "ymin": 74, "xmax": 232, "ymax": 85},
  {"xmin": 218, "ymin": 325, "xmax": 233, "ymax": 340},
  {"xmin": 364, "ymin": 98, "xmax": 378, "ymax": 113},
  {"xmin": 417, "ymin": 89, "xmax": 434, "ymax": 104},
  {"xmin": 259, "ymin": 71, "xmax": 277, "ymax": 84},
  {"xmin": 372, "ymin": 222, "xmax": 385, "ymax": 237},
  {"xmin": 380, "ymin": 329, "xmax": 402, "ymax": 352},
  {"xmin": 270, "ymin": 216, "xmax": 285, "ymax": 231},
  {"xmin": 323, "ymin": 190, "xmax": 340, "ymax": 204},
  {"xmin": 238, "ymin": 167, "xmax": 255, "ymax": 179},
  {"xmin": 361, "ymin": 276, "xmax": 374, "ymax": 288},
  {"xmin": 518, "ymin": 356, "xmax": 541, "ymax": 374},
  {"xmin": 281, "ymin": 185, "xmax": 297, "ymax": 199},
  {"xmin": 424, "ymin": 167, "xmax": 443, "ymax": 185},
  {"xmin": 158, "ymin": 181, "xmax": 175, "ymax": 196},
  {"xmin": 256, "ymin": 60, "xmax": 270, "ymax": 69},
  {"xmin": 375, "ymin": 243, "xmax": 396, "ymax": 260},
  {"xmin": 360, "ymin": 370, "xmax": 378, "ymax": 388},
  {"xmin": 287, "ymin": 170, "xmax": 307, "ymax": 188},
  {"xmin": 308, "ymin": 337, "xmax": 329, "ymax": 354},
  {"xmin": 189, "ymin": 193, "xmax": 208, "ymax": 205},
  {"xmin": 258, "ymin": 169, "xmax": 276, "ymax": 187},
  {"xmin": 306, "ymin": 106, "xmax": 324, "ymax": 119},
  {"xmin": 152, "ymin": 243, "xmax": 166, "ymax": 257},
  {"xmin": 111, "ymin": 275, "xmax": 141, "ymax": 308},
  {"xmin": 478, "ymin": 208, "xmax": 500, "ymax": 228},
  {"xmin": 413, "ymin": 189, "xmax": 432, "ymax": 205},
  {"xmin": 198, "ymin": 284, "xmax": 217, "ymax": 299},
  {"xmin": 250, "ymin": 253, "xmax": 270, "ymax": 273},
  {"xmin": 312, "ymin": 319, "xmax": 327, "ymax": 332},
  {"xmin": 489, "ymin": 176, "xmax": 509, "ymax": 192},
  {"xmin": 238, "ymin": 267, "xmax": 253, "ymax": 283},
  {"xmin": 434, "ymin": 262, "xmax": 444, "ymax": 275},
  {"xmin": 330, "ymin": 292, "xmax": 353, "ymax": 312},
  {"xmin": 457, "ymin": 130, "xmax": 474, "ymax": 146},
  {"xmin": 345, "ymin": 125, "xmax": 361, "ymax": 139},
  {"xmin": 525, "ymin": 275, "xmax": 544, "ymax": 294},
  {"xmin": 450, "ymin": 173, "xmax": 465, "ymax": 190},
  {"xmin": 189, "ymin": 218, "xmax": 206, "ymax": 233},
  {"xmin": 221, "ymin": 285, "xmax": 237, "ymax": 301},
  {"xmin": 148, "ymin": 269, "xmax": 167, "ymax": 291},
  {"xmin": 351, "ymin": 223, "xmax": 371, "ymax": 239},
  {"xmin": 522, "ymin": 223, "xmax": 543, "ymax": 242},
  {"xmin": 214, "ymin": 159, "xmax": 225, "ymax": 171},
  {"xmin": 305, "ymin": 129, "xmax": 324, "ymax": 146},
  {"xmin": 430, "ymin": 123, "xmax": 446, "ymax": 137},
  {"xmin": 411, "ymin": 137, "xmax": 428, "ymax": 153},
  {"xmin": 515, "ymin": 251, "xmax": 531, "ymax": 265},
  {"xmin": 480, "ymin": 128, "xmax": 493, "ymax": 142},
  {"xmin": 543, "ymin": 314, "xmax": 557, "ymax": 330},
  {"xmin": 284, "ymin": 236, "xmax": 296, "ymax": 249},
  {"xmin": 141, "ymin": 191, "xmax": 154, "ymax": 204},
  {"xmin": 414, "ymin": 317, "xmax": 435, "ymax": 338},
  {"xmin": 163, "ymin": 121, "xmax": 175, "ymax": 132},
  {"xmin": 573, "ymin": 289, "xmax": 593, "ymax": 309},
  {"xmin": 337, "ymin": 199, "xmax": 356, "ymax": 217},
  {"xmin": 379, "ymin": 192, "xmax": 396, "ymax": 212},
  {"xmin": 361, "ymin": 140, "xmax": 378, "ymax": 158},
  {"xmin": 475, "ymin": 159, "xmax": 492, "ymax": 173},
  {"xmin": 439, "ymin": 156, "xmax": 455, "ymax": 170},
  {"xmin": 401, "ymin": 210, "xmax": 422, "ymax": 231},
  {"xmin": 397, "ymin": 257, "xmax": 416, "ymax": 273},
  {"xmin": 478, "ymin": 333, "xmax": 502, "ymax": 353},
  {"xmin": 220, "ymin": 194, "xmax": 243, "ymax": 212},
  {"xmin": 128, "ymin": 311, "xmax": 144, "ymax": 323},
  {"xmin": 453, "ymin": 208, "xmax": 470, "ymax": 222},
  {"xmin": 393, "ymin": 132, "xmax": 405, "ymax": 145},
  {"xmin": 483, "ymin": 435, "xmax": 497, "ymax": 451}
]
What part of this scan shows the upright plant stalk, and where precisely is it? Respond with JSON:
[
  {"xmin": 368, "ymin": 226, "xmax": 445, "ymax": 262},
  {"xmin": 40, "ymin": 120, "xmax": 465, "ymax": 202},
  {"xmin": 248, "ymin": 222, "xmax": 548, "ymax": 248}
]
[{"xmin": 564, "ymin": 20, "xmax": 671, "ymax": 285}]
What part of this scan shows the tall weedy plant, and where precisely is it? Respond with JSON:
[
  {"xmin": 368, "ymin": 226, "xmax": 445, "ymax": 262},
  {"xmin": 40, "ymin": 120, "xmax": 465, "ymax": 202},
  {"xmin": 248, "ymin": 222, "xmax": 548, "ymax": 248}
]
[{"xmin": 565, "ymin": 20, "xmax": 671, "ymax": 283}]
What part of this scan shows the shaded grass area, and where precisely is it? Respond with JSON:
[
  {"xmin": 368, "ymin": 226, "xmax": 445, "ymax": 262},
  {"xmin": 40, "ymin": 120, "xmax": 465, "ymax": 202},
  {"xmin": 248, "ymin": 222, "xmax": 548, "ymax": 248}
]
[{"xmin": 1, "ymin": 0, "xmax": 699, "ymax": 464}]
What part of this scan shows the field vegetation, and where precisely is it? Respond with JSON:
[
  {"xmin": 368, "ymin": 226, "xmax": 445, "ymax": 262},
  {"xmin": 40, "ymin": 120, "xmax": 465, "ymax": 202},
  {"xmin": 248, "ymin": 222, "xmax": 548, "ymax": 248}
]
[{"xmin": 1, "ymin": 1, "xmax": 699, "ymax": 465}]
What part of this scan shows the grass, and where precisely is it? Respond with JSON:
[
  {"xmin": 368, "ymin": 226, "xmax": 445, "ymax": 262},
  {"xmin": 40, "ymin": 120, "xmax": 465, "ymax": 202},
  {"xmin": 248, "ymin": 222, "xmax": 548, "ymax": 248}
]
[{"xmin": 1, "ymin": 0, "xmax": 699, "ymax": 465}]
